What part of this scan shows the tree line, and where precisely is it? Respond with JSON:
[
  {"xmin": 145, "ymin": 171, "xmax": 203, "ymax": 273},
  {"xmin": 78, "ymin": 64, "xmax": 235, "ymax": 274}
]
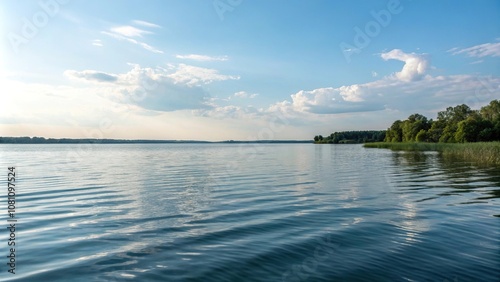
[
  {"xmin": 384, "ymin": 100, "xmax": 500, "ymax": 143},
  {"xmin": 314, "ymin": 100, "xmax": 500, "ymax": 144},
  {"xmin": 314, "ymin": 130, "xmax": 386, "ymax": 144}
]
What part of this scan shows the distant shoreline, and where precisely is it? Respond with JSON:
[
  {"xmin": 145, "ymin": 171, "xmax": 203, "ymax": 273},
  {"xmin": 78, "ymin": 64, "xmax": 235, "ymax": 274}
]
[{"xmin": 0, "ymin": 137, "xmax": 313, "ymax": 144}]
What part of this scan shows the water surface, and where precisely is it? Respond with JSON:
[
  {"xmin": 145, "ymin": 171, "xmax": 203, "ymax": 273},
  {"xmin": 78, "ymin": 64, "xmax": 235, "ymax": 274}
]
[{"xmin": 0, "ymin": 144, "xmax": 498, "ymax": 281}]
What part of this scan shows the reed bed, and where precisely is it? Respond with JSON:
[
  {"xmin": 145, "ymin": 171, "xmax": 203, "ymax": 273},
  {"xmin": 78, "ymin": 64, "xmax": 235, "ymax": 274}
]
[{"xmin": 364, "ymin": 142, "xmax": 500, "ymax": 166}]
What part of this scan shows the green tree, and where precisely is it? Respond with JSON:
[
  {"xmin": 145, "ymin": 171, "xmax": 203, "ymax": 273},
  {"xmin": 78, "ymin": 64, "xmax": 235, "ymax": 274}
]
[
  {"xmin": 437, "ymin": 104, "xmax": 474, "ymax": 124},
  {"xmin": 480, "ymin": 100, "xmax": 500, "ymax": 122},
  {"xmin": 428, "ymin": 119, "xmax": 444, "ymax": 142},
  {"xmin": 385, "ymin": 120, "xmax": 403, "ymax": 142},
  {"xmin": 439, "ymin": 128, "xmax": 457, "ymax": 143},
  {"xmin": 478, "ymin": 128, "xmax": 494, "ymax": 141},
  {"xmin": 416, "ymin": 129, "xmax": 429, "ymax": 142},
  {"xmin": 455, "ymin": 118, "xmax": 479, "ymax": 142},
  {"xmin": 455, "ymin": 112, "xmax": 493, "ymax": 143},
  {"xmin": 436, "ymin": 104, "xmax": 475, "ymax": 143},
  {"xmin": 401, "ymin": 114, "xmax": 431, "ymax": 142},
  {"xmin": 377, "ymin": 100, "xmax": 500, "ymax": 144}
]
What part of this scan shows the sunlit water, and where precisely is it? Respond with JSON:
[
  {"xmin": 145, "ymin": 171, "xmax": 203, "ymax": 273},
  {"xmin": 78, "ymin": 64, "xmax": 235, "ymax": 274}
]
[{"xmin": 0, "ymin": 144, "xmax": 498, "ymax": 281}]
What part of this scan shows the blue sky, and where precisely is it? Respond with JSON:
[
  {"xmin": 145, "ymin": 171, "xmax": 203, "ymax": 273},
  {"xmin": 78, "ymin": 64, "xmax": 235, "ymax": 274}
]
[{"xmin": 1, "ymin": 0, "xmax": 499, "ymax": 140}]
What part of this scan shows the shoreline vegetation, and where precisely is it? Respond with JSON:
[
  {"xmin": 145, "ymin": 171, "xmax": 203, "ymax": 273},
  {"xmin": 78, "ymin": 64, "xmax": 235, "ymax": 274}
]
[
  {"xmin": 314, "ymin": 130, "xmax": 385, "ymax": 144},
  {"xmin": 0, "ymin": 137, "xmax": 313, "ymax": 144},
  {"xmin": 315, "ymin": 100, "xmax": 500, "ymax": 165},
  {"xmin": 382, "ymin": 100, "xmax": 500, "ymax": 144},
  {"xmin": 364, "ymin": 142, "xmax": 500, "ymax": 166}
]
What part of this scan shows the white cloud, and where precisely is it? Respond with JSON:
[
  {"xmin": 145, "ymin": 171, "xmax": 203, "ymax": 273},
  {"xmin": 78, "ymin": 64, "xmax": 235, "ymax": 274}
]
[
  {"xmin": 102, "ymin": 31, "xmax": 163, "ymax": 54},
  {"xmin": 110, "ymin": 25, "xmax": 152, "ymax": 37},
  {"xmin": 279, "ymin": 87, "xmax": 381, "ymax": 114},
  {"xmin": 67, "ymin": 63, "xmax": 239, "ymax": 88},
  {"xmin": 234, "ymin": 91, "xmax": 247, "ymax": 98},
  {"xmin": 63, "ymin": 64, "xmax": 241, "ymax": 112},
  {"xmin": 4, "ymin": 44, "xmax": 499, "ymax": 141},
  {"xmin": 176, "ymin": 54, "xmax": 229, "ymax": 62},
  {"xmin": 97, "ymin": 65, "xmax": 211, "ymax": 112},
  {"xmin": 167, "ymin": 64, "xmax": 239, "ymax": 86},
  {"xmin": 132, "ymin": 20, "xmax": 161, "ymax": 28},
  {"xmin": 0, "ymin": 78, "xmax": 256, "ymax": 141},
  {"xmin": 190, "ymin": 49, "xmax": 498, "ymax": 129},
  {"xmin": 92, "ymin": 39, "xmax": 103, "ymax": 47},
  {"xmin": 64, "ymin": 70, "xmax": 117, "ymax": 82},
  {"xmin": 102, "ymin": 22, "xmax": 163, "ymax": 53},
  {"xmin": 381, "ymin": 49, "xmax": 429, "ymax": 82},
  {"xmin": 263, "ymin": 50, "xmax": 499, "ymax": 117},
  {"xmin": 449, "ymin": 42, "xmax": 500, "ymax": 58},
  {"xmin": 338, "ymin": 85, "xmax": 364, "ymax": 102},
  {"xmin": 233, "ymin": 91, "xmax": 259, "ymax": 98},
  {"xmin": 267, "ymin": 74, "xmax": 500, "ymax": 116}
]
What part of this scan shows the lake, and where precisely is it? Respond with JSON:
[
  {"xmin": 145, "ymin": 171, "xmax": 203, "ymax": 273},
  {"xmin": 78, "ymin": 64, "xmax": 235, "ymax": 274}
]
[{"xmin": 0, "ymin": 144, "xmax": 498, "ymax": 281}]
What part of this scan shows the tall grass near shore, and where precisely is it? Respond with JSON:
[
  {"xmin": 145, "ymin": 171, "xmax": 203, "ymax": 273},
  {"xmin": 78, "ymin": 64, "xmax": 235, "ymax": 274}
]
[{"xmin": 364, "ymin": 142, "xmax": 500, "ymax": 166}]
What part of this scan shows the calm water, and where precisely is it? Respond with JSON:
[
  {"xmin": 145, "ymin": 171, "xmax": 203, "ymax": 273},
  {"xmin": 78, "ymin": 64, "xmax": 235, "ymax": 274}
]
[{"xmin": 0, "ymin": 144, "xmax": 498, "ymax": 281}]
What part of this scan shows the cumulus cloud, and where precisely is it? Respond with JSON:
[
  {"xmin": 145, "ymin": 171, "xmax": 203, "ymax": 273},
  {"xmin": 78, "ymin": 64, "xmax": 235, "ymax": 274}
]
[
  {"xmin": 167, "ymin": 64, "xmax": 239, "ymax": 86},
  {"xmin": 381, "ymin": 49, "xmax": 429, "ymax": 82},
  {"xmin": 267, "ymin": 74, "xmax": 500, "ymax": 116},
  {"xmin": 63, "ymin": 64, "xmax": 242, "ymax": 112},
  {"xmin": 281, "ymin": 87, "xmax": 383, "ymax": 114},
  {"xmin": 57, "ymin": 48, "xmax": 499, "ymax": 137},
  {"xmin": 448, "ymin": 42, "xmax": 500, "ymax": 58},
  {"xmin": 176, "ymin": 54, "xmax": 229, "ymax": 62},
  {"xmin": 263, "ymin": 49, "xmax": 499, "ymax": 117},
  {"xmin": 116, "ymin": 70, "xmax": 211, "ymax": 111}
]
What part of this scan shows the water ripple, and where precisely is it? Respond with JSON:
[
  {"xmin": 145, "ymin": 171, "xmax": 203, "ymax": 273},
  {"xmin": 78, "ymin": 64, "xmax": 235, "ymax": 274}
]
[{"xmin": 0, "ymin": 144, "xmax": 497, "ymax": 281}]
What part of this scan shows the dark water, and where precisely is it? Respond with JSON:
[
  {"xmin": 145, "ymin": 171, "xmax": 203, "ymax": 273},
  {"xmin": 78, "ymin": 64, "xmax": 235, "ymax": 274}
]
[{"xmin": 0, "ymin": 144, "xmax": 498, "ymax": 282}]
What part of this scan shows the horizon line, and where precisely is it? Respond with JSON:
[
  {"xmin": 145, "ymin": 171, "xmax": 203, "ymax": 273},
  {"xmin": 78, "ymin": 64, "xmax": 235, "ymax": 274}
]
[{"xmin": 0, "ymin": 136, "xmax": 314, "ymax": 144}]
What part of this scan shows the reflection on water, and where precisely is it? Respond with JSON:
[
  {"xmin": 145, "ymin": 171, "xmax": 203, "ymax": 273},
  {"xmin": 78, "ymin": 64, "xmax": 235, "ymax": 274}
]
[
  {"xmin": 0, "ymin": 144, "xmax": 498, "ymax": 281},
  {"xmin": 390, "ymin": 150, "xmax": 500, "ymax": 207}
]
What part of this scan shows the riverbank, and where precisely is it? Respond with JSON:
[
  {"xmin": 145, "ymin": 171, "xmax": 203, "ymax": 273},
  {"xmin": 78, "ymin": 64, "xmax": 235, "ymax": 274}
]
[{"xmin": 364, "ymin": 142, "xmax": 500, "ymax": 166}]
